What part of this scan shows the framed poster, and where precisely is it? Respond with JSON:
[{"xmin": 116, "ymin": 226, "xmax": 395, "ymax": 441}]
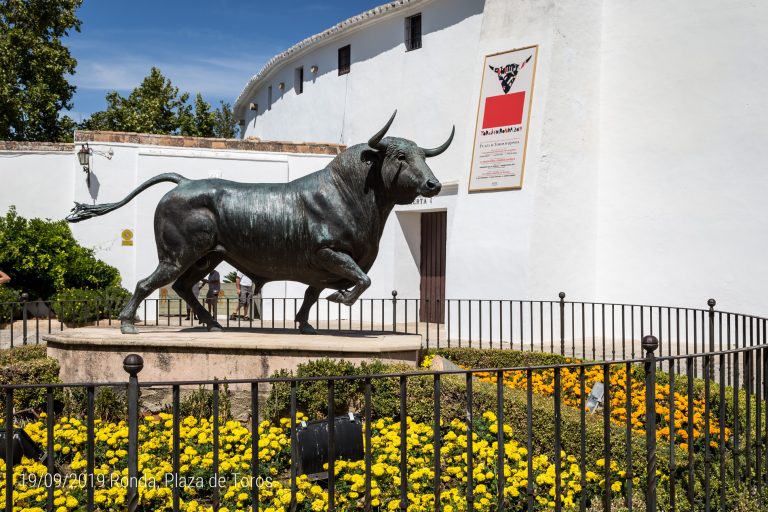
[{"xmin": 468, "ymin": 45, "xmax": 538, "ymax": 192}]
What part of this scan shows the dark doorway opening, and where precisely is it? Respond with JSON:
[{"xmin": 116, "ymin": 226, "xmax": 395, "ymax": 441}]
[{"xmin": 419, "ymin": 211, "xmax": 446, "ymax": 323}]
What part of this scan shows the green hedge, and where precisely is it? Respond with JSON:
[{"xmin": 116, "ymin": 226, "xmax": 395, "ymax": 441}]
[
  {"xmin": 0, "ymin": 286, "xmax": 21, "ymax": 323},
  {"xmin": 0, "ymin": 345, "xmax": 61, "ymax": 411},
  {"xmin": 263, "ymin": 359, "xmax": 405, "ymax": 421},
  {"xmin": 51, "ymin": 286, "xmax": 130, "ymax": 325},
  {"xmin": 427, "ymin": 347, "xmax": 573, "ymax": 369}
]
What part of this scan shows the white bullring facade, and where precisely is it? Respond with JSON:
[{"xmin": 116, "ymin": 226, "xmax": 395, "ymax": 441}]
[
  {"xmin": 233, "ymin": 0, "xmax": 768, "ymax": 315},
  {"xmin": 2, "ymin": 0, "xmax": 767, "ymax": 319}
]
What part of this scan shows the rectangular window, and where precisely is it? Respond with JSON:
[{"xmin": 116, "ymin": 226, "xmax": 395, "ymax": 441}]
[
  {"xmin": 295, "ymin": 66, "xmax": 304, "ymax": 94},
  {"xmin": 338, "ymin": 45, "xmax": 351, "ymax": 75},
  {"xmin": 267, "ymin": 86, "xmax": 272, "ymax": 110},
  {"xmin": 405, "ymin": 13, "xmax": 422, "ymax": 51}
]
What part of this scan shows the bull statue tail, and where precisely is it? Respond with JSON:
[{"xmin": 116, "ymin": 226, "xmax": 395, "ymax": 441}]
[{"xmin": 66, "ymin": 172, "xmax": 187, "ymax": 223}]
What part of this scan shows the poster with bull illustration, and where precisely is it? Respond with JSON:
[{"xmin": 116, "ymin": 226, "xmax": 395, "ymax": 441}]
[{"xmin": 469, "ymin": 45, "xmax": 538, "ymax": 192}]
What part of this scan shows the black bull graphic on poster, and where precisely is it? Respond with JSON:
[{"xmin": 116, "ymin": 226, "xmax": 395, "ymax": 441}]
[
  {"xmin": 66, "ymin": 112, "xmax": 454, "ymax": 335},
  {"xmin": 489, "ymin": 55, "xmax": 532, "ymax": 94}
]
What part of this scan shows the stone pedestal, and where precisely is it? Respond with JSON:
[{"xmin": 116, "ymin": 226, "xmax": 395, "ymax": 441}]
[{"xmin": 44, "ymin": 326, "xmax": 422, "ymax": 385}]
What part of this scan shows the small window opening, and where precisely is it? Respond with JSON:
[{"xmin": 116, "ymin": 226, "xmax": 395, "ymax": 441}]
[
  {"xmin": 295, "ymin": 66, "xmax": 304, "ymax": 94},
  {"xmin": 405, "ymin": 14, "xmax": 422, "ymax": 51},
  {"xmin": 338, "ymin": 45, "xmax": 351, "ymax": 75},
  {"xmin": 268, "ymin": 86, "xmax": 272, "ymax": 110}
]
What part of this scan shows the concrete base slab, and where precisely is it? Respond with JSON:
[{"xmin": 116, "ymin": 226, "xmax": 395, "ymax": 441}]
[{"xmin": 44, "ymin": 326, "xmax": 422, "ymax": 386}]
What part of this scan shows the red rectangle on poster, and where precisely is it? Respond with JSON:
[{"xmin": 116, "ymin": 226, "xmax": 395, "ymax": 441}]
[{"xmin": 482, "ymin": 92, "xmax": 525, "ymax": 129}]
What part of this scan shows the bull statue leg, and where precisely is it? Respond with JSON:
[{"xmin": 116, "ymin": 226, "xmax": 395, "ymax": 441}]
[
  {"xmin": 295, "ymin": 286, "xmax": 322, "ymax": 335},
  {"xmin": 315, "ymin": 248, "xmax": 371, "ymax": 307},
  {"xmin": 172, "ymin": 255, "xmax": 224, "ymax": 331},
  {"xmin": 119, "ymin": 261, "xmax": 188, "ymax": 334}
]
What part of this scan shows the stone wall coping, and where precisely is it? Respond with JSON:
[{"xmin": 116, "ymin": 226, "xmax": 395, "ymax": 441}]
[
  {"xmin": 0, "ymin": 141, "xmax": 73, "ymax": 152},
  {"xmin": 74, "ymin": 130, "xmax": 345, "ymax": 155}
]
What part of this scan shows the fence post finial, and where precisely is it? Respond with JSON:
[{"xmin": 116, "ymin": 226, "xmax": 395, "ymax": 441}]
[
  {"xmin": 642, "ymin": 334, "xmax": 658, "ymax": 512},
  {"xmin": 391, "ymin": 290, "xmax": 398, "ymax": 334},
  {"xmin": 124, "ymin": 354, "xmax": 143, "ymax": 512},
  {"xmin": 707, "ymin": 299, "xmax": 716, "ymax": 376}
]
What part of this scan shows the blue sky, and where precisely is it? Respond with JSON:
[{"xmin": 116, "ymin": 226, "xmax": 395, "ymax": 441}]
[{"xmin": 66, "ymin": 0, "xmax": 384, "ymax": 122}]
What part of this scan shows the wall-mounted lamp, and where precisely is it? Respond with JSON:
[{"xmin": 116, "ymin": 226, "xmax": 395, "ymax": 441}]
[
  {"xmin": 249, "ymin": 102, "xmax": 258, "ymax": 111},
  {"xmin": 77, "ymin": 143, "xmax": 92, "ymax": 173},
  {"xmin": 310, "ymin": 65, "xmax": 318, "ymax": 74},
  {"xmin": 278, "ymin": 82, "xmax": 285, "ymax": 90},
  {"xmin": 77, "ymin": 143, "xmax": 114, "ymax": 176}
]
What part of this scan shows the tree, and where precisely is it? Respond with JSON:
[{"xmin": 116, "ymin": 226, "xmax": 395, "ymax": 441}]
[
  {"xmin": 0, "ymin": 206, "xmax": 122, "ymax": 299},
  {"xmin": 179, "ymin": 93, "xmax": 215, "ymax": 137},
  {"xmin": 80, "ymin": 67, "xmax": 189, "ymax": 134},
  {"xmin": 0, "ymin": 0, "xmax": 82, "ymax": 141},
  {"xmin": 213, "ymin": 101, "xmax": 238, "ymax": 139},
  {"xmin": 82, "ymin": 68, "xmax": 239, "ymax": 138}
]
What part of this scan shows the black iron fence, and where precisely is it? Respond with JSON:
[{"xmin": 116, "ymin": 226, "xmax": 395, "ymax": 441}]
[
  {"xmin": 2, "ymin": 294, "xmax": 768, "ymax": 509},
  {"xmin": 1, "ymin": 293, "xmax": 765, "ymax": 364},
  {"xmin": 1, "ymin": 338, "xmax": 767, "ymax": 511}
]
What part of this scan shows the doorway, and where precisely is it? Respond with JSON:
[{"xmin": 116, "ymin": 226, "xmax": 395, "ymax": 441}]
[{"xmin": 419, "ymin": 211, "xmax": 446, "ymax": 323}]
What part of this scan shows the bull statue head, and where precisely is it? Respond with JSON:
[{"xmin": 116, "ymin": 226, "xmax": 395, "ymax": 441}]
[{"xmin": 367, "ymin": 110, "xmax": 454, "ymax": 205}]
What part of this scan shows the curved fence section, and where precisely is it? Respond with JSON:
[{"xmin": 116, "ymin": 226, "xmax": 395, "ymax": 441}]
[{"xmin": 0, "ymin": 296, "xmax": 767, "ymax": 510}]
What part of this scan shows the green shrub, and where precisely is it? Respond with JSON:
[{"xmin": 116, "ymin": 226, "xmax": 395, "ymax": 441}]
[
  {"xmin": 51, "ymin": 286, "xmax": 130, "ymax": 325},
  {"xmin": 63, "ymin": 386, "xmax": 129, "ymax": 423},
  {"xmin": 263, "ymin": 358, "xmax": 406, "ymax": 421},
  {"xmin": 0, "ymin": 206, "xmax": 122, "ymax": 299},
  {"xmin": 0, "ymin": 344, "xmax": 48, "ymax": 365},
  {"xmin": 0, "ymin": 286, "xmax": 21, "ymax": 323},
  {"xmin": 179, "ymin": 383, "xmax": 233, "ymax": 421},
  {"xmin": 0, "ymin": 347, "xmax": 61, "ymax": 410},
  {"xmin": 427, "ymin": 347, "xmax": 573, "ymax": 369}
]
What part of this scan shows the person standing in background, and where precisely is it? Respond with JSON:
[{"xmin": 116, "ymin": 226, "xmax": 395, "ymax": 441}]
[
  {"xmin": 0, "ymin": 270, "xmax": 10, "ymax": 285},
  {"xmin": 204, "ymin": 269, "xmax": 221, "ymax": 319},
  {"xmin": 230, "ymin": 271, "xmax": 253, "ymax": 321}
]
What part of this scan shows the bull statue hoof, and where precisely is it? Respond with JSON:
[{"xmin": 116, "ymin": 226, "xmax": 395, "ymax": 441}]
[
  {"xmin": 120, "ymin": 322, "xmax": 139, "ymax": 335},
  {"xmin": 298, "ymin": 322, "xmax": 317, "ymax": 335},
  {"xmin": 207, "ymin": 321, "xmax": 223, "ymax": 332}
]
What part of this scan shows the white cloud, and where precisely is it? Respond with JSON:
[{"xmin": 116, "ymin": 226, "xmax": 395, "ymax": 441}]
[{"xmin": 72, "ymin": 49, "xmax": 269, "ymax": 102}]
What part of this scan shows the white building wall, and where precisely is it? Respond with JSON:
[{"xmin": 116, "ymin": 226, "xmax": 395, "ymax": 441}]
[
  {"xmin": 236, "ymin": 0, "xmax": 768, "ymax": 315},
  {"xmin": 597, "ymin": 0, "xmax": 768, "ymax": 314},
  {"xmin": 0, "ymin": 150, "xmax": 75, "ymax": 221}
]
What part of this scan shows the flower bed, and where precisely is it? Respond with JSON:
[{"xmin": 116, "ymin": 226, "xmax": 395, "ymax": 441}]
[{"xmin": 1, "ymin": 412, "xmax": 625, "ymax": 511}]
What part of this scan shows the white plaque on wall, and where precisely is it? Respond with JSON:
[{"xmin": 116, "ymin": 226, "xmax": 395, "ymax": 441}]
[{"xmin": 468, "ymin": 45, "xmax": 538, "ymax": 192}]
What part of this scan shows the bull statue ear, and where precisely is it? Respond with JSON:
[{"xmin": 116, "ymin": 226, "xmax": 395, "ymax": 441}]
[
  {"xmin": 421, "ymin": 126, "xmax": 455, "ymax": 157},
  {"xmin": 368, "ymin": 110, "xmax": 397, "ymax": 151}
]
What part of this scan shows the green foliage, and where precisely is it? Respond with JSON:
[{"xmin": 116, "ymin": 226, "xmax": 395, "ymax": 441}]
[
  {"xmin": 427, "ymin": 347, "xmax": 572, "ymax": 369},
  {"xmin": 0, "ymin": 285, "xmax": 20, "ymax": 322},
  {"xmin": 213, "ymin": 101, "xmax": 238, "ymax": 138},
  {"xmin": 223, "ymin": 271, "xmax": 238, "ymax": 284},
  {"xmin": 0, "ymin": 345, "xmax": 61, "ymax": 410},
  {"xmin": 0, "ymin": 206, "xmax": 123, "ymax": 299},
  {"xmin": 264, "ymin": 358, "xmax": 403, "ymax": 421},
  {"xmin": 63, "ymin": 386, "xmax": 128, "ymax": 423},
  {"xmin": 0, "ymin": 0, "xmax": 81, "ymax": 141},
  {"xmin": 81, "ymin": 68, "xmax": 239, "ymax": 138},
  {"xmin": 51, "ymin": 286, "xmax": 130, "ymax": 325},
  {"xmin": 179, "ymin": 383, "xmax": 232, "ymax": 421}
]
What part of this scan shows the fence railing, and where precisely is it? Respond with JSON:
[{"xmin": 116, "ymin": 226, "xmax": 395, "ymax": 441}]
[
  {"xmin": 1, "ymin": 293, "xmax": 764, "ymax": 363},
  {"xmin": 2, "ymin": 337, "xmax": 767, "ymax": 511}
]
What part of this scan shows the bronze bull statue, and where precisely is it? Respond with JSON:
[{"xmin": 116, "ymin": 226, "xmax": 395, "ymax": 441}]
[{"xmin": 67, "ymin": 111, "xmax": 453, "ymax": 334}]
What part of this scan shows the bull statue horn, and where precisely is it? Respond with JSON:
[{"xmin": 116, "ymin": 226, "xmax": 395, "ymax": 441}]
[
  {"xmin": 421, "ymin": 126, "xmax": 455, "ymax": 157},
  {"xmin": 368, "ymin": 110, "xmax": 397, "ymax": 151}
]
